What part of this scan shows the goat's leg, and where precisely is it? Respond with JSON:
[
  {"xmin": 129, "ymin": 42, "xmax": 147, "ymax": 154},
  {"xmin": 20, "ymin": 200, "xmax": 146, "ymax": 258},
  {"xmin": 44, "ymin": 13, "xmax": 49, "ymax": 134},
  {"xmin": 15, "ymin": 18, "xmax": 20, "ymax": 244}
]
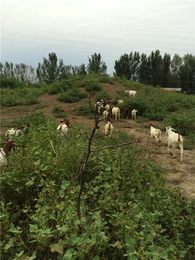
[
  {"xmin": 167, "ymin": 142, "xmax": 172, "ymax": 155},
  {"xmin": 179, "ymin": 143, "xmax": 183, "ymax": 162}
]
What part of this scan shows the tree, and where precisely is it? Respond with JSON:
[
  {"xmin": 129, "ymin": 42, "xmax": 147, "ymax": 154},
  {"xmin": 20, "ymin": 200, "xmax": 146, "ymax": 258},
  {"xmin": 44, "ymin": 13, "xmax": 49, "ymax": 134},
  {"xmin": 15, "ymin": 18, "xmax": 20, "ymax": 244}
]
[
  {"xmin": 114, "ymin": 52, "xmax": 140, "ymax": 80},
  {"xmin": 170, "ymin": 54, "xmax": 182, "ymax": 88},
  {"xmin": 149, "ymin": 50, "xmax": 163, "ymax": 86},
  {"xmin": 162, "ymin": 53, "xmax": 171, "ymax": 88},
  {"xmin": 87, "ymin": 53, "xmax": 107, "ymax": 75},
  {"xmin": 36, "ymin": 52, "xmax": 65, "ymax": 83},
  {"xmin": 138, "ymin": 54, "xmax": 151, "ymax": 85},
  {"xmin": 179, "ymin": 54, "xmax": 195, "ymax": 94}
]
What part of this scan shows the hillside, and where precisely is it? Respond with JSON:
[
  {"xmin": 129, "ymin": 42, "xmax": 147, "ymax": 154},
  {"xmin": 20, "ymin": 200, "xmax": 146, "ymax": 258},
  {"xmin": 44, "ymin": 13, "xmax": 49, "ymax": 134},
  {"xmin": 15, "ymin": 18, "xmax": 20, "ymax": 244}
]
[{"xmin": 1, "ymin": 81, "xmax": 195, "ymax": 200}]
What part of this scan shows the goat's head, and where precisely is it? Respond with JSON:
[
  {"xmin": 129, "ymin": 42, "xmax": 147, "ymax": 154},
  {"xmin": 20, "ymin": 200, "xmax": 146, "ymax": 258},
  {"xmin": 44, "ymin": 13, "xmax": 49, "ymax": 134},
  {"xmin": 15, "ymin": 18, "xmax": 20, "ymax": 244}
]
[
  {"xmin": 2, "ymin": 140, "xmax": 18, "ymax": 156},
  {"xmin": 60, "ymin": 119, "xmax": 70, "ymax": 126},
  {"xmin": 23, "ymin": 121, "xmax": 30, "ymax": 127},
  {"xmin": 148, "ymin": 123, "xmax": 153, "ymax": 128}
]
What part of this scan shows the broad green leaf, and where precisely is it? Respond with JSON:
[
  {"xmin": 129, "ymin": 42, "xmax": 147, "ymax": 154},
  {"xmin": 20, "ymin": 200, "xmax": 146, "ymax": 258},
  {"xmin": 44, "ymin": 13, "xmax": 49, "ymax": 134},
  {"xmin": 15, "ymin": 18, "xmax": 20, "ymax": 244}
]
[
  {"xmin": 50, "ymin": 239, "xmax": 64, "ymax": 254},
  {"xmin": 62, "ymin": 248, "xmax": 74, "ymax": 260}
]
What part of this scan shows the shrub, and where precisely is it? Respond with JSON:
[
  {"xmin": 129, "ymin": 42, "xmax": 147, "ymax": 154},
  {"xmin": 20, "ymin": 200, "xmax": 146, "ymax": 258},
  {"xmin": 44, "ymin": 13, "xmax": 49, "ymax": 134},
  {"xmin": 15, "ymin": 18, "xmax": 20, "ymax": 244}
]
[
  {"xmin": 57, "ymin": 88, "xmax": 86, "ymax": 103},
  {"xmin": 52, "ymin": 104, "xmax": 66, "ymax": 118},
  {"xmin": 75, "ymin": 102, "xmax": 93, "ymax": 117}
]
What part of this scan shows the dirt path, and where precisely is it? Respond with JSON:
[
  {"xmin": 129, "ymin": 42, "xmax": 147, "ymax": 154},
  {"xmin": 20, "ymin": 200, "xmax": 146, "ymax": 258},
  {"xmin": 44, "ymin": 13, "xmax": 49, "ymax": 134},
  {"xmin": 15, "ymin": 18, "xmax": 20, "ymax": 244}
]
[{"xmin": 1, "ymin": 83, "xmax": 195, "ymax": 200}]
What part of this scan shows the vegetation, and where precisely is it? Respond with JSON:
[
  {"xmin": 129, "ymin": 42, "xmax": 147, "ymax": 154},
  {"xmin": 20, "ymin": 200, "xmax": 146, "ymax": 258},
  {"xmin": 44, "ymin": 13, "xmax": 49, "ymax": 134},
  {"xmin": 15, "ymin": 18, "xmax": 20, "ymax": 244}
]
[
  {"xmin": 1, "ymin": 50, "xmax": 194, "ymax": 93},
  {"xmin": 0, "ymin": 75, "xmax": 195, "ymax": 259}
]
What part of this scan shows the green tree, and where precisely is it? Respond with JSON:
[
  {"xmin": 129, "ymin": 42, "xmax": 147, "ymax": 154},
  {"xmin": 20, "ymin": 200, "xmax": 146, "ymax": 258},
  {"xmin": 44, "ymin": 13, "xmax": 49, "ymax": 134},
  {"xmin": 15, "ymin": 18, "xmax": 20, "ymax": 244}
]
[
  {"xmin": 162, "ymin": 53, "xmax": 171, "ymax": 88},
  {"xmin": 87, "ymin": 53, "xmax": 107, "ymax": 74},
  {"xmin": 179, "ymin": 54, "xmax": 195, "ymax": 94},
  {"xmin": 149, "ymin": 50, "xmax": 163, "ymax": 86},
  {"xmin": 170, "ymin": 54, "xmax": 182, "ymax": 88},
  {"xmin": 139, "ymin": 53, "xmax": 151, "ymax": 85},
  {"xmin": 114, "ymin": 52, "xmax": 140, "ymax": 80},
  {"xmin": 36, "ymin": 52, "xmax": 65, "ymax": 83}
]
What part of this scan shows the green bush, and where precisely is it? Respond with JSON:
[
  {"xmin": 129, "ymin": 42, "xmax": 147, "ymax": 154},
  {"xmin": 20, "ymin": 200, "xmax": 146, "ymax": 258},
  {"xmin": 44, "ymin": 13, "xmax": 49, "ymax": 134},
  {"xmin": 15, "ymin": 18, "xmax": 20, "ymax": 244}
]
[
  {"xmin": 164, "ymin": 110, "xmax": 195, "ymax": 135},
  {"xmin": 57, "ymin": 88, "xmax": 86, "ymax": 103},
  {"xmin": 75, "ymin": 102, "xmax": 93, "ymax": 116},
  {"xmin": 1, "ymin": 119, "xmax": 195, "ymax": 259},
  {"xmin": 52, "ymin": 104, "xmax": 66, "ymax": 118}
]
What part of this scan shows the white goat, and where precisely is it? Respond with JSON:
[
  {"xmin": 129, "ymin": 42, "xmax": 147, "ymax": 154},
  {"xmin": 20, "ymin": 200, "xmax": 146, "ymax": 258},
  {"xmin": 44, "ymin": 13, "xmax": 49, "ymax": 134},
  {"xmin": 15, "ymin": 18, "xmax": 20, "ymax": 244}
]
[
  {"xmin": 112, "ymin": 107, "xmax": 120, "ymax": 121},
  {"xmin": 117, "ymin": 100, "xmax": 124, "ymax": 106},
  {"xmin": 0, "ymin": 140, "xmax": 18, "ymax": 167},
  {"xmin": 104, "ymin": 104, "xmax": 110, "ymax": 111},
  {"xmin": 6, "ymin": 128, "xmax": 22, "ymax": 139},
  {"xmin": 132, "ymin": 109, "xmax": 138, "ymax": 120},
  {"xmin": 125, "ymin": 90, "xmax": 137, "ymax": 97},
  {"xmin": 95, "ymin": 101, "xmax": 104, "ymax": 114},
  {"xmin": 166, "ymin": 126, "xmax": 183, "ymax": 163},
  {"xmin": 57, "ymin": 119, "xmax": 70, "ymax": 137},
  {"xmin": 103, "ymin": 110, "xmax": 109, "ymax": 118},
  {"xmin": 6, "ymin": 122, "xmax": 30, "ymax": 139},
  {"xmin": 148, "ymin": 123, "xmax": 161, "ymax": 145},
  {"xmin": 104, "ymin": 121, "xmax": 113, "ymax": 136}
]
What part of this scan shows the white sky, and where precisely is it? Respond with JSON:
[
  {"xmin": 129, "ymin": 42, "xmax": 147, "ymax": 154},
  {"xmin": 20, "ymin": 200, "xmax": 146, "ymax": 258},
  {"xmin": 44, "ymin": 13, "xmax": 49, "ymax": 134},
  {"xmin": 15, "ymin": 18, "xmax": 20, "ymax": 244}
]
[{"xmin": 0, "ymin": 0, "xmax": 194, "ymax": 74}]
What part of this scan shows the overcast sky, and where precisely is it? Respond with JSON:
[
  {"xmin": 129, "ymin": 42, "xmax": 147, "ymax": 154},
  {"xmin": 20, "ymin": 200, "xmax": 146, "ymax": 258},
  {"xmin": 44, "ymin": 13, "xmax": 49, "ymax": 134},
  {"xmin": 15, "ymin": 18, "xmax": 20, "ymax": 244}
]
[{"xmin": 1, "ymin": 0, "xmax": 194, "ymax": 74}]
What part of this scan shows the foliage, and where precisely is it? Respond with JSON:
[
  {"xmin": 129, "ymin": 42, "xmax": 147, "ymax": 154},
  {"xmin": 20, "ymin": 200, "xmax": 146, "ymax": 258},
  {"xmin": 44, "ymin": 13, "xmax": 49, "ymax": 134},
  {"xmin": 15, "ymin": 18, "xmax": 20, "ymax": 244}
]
[
  {"xmin": 52, "ymin": 104, "xmax": 66, "ymax": 118},
  {"xmin": 0, "ymin": 76, "xmax": 26, "ymax": 89},
  {"xmin": 1, "ymin": 87, "xmax": 45, "ymax": 107},
  {"xmin": 75, "ymin": 102, "xmax": 94, "ymax": 117},
  {"xmin": 80, "ymin": 78, "xmax": 102, "ymax": 93},
  {"xmin": 57, "ymin": 88, "xmax": 86, "ymax": 103},
  {"xmin": 87, "ymin": 53, "xmax": 107, "ymax": 75},
  {"xmin": 1, "ymin": 75, "xmax": 195, "ymax": 259},
  {"xmin": 1, "ymin": 110, "xmax": 195, "ymax": 259},
  {"xmin": 164, "ymin": 109, "xmax": 195, "ymax": 136},
  {"xmin": 36, "ymin": 52, "xmax": 65, "ymax": 83}
]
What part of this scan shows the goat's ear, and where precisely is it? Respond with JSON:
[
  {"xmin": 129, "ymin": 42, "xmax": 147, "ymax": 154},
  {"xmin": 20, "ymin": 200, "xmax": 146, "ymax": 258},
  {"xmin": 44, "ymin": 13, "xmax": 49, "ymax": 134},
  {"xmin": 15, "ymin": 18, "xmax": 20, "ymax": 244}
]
[{"xmin": 1, "ymin": 141, "xmax": 7, "ymax": 144}]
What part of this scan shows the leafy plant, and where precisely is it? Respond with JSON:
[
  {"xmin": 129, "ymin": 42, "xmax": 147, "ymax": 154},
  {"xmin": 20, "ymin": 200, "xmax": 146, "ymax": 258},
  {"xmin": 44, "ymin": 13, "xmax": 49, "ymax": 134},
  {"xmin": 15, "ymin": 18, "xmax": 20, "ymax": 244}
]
[{"xmin": 58, "ymin": 88, "xmax": 86, "ymax": 103}]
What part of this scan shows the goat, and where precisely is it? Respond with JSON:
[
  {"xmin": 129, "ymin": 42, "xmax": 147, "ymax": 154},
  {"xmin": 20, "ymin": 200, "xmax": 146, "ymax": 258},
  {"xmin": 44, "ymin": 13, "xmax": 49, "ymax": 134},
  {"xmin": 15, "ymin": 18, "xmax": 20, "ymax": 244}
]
[
  {"xmin": 95, "ymin": 97, "xmax": 110, "ymax": 114},
  {"xmin": 148, "ymin": 123, "xmax": 161, "ymax": 145},
  {"xmin": 132, "ymin": 109, "xmax": 138, "ymax": 120},
  {"xmin": 104, "ymin": 104, "xmax": 110, "ymax": 111},
  {"xmin": 123, "ymin": 107, "xmax": 129, "ymax": 118},
  {"xmin": 104, "ymin": 118, "xmax": 113, "ymax": 136},
  {"xmin": 0, "ymin": 140, "xmax": 18, "ymax": 167},
  {"xmin": 112, "ymin": 107, "xmax": 120, "ymax": 121},
  {"xmin": 95, "ymin": 101, "xmax": 104, "ymax": 114},
  {"xmin": 5, "ymin": 121, "xmax": 30, "ymax": 139},
  {"xmin": 103, "ymin": 109, "xmax": 109, "ymax": 119},
  {"xmin": 125, "ymin": 90, "xmax": 137, "ymax": 97},
  {"xmin": 117, "ymin": 100, "xmax": 124, "ymax": 106},
  {"xmin": 57, "ymin": 119, "xmax": 70, "ymax": 137},
  {"xmin": 166, "ymin": 126, "xmax": 183, "ymax": 163}
]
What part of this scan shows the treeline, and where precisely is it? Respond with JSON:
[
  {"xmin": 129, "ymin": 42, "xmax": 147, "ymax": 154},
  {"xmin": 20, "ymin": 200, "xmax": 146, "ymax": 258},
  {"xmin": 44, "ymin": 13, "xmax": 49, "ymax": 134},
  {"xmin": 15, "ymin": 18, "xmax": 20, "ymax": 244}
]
[{"xmin": 0, "ymin": 50, "xmax": 195, "ymax": 93}]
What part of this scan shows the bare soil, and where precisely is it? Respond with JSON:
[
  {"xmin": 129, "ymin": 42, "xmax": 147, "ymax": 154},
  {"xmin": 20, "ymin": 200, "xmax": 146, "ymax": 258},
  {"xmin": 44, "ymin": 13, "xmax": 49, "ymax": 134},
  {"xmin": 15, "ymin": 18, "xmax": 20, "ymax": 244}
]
[{"xmin": 1, "ymin": 82, "xmax": 195, "ymax": 200}]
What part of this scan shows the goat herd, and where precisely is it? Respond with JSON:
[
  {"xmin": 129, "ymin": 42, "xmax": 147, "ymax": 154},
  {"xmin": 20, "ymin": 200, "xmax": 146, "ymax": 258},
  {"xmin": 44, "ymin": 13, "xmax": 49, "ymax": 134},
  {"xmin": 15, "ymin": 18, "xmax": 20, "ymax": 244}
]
[{"xmin": 0, "ymin": 89, "xmax": 184, "ymax": 168}]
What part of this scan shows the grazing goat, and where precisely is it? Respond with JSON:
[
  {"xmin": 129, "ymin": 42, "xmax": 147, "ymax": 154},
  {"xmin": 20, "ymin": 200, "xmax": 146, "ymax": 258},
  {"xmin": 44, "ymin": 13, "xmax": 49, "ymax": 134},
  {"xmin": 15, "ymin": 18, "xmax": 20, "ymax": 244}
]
[
  {"xmin": 148, "ymin": 123, "xmax": 161, "ymax": 145},
  {"xmin": 95, "ymin": 101, "xmax": 104, "ymax": 114},
  {"xmin": 132, "ymin": 109, "xmax": 138, "ymax": 120},
  {"xmin": 104, "ymin": 104, "xmax": 110, "ymax": 111},
  {"xmin": 95, "ymin": 97, "xmax": 110, "ymax": 114},
  {"xmin": 6, "ymin": 122, "xmax": 30, "ymax": 139},
  {"xmin": 0, "ymin": 140, "xmax": 18, "ymax": 167},
  {"xmin": 117, "ymin": 100, "xmax": 124, "ymax": 106},
  {"xmin": 103, "ymin": 109, "xmax": 109, "ymax": 118},
  {"xmin": 57, "ymin": 119, "xmax": 70, "ymax": 137},
  {"xmin": 125, "ymin": 90, "xmax": 137, "ymax": 97},
  {"xmin": 112, "ymin": 107, "xmax": 120, "ymax": 121},
  {"xmin": 166, "ymin": 126, "xmax": 183, "ymax": 163},
  {"xmin": 104, "ymin": 119, "xmax": 113, "ymax": 136},
  {"xmin": 123, "ymin": 107, "xmax": 129, "ymax": 118}
]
